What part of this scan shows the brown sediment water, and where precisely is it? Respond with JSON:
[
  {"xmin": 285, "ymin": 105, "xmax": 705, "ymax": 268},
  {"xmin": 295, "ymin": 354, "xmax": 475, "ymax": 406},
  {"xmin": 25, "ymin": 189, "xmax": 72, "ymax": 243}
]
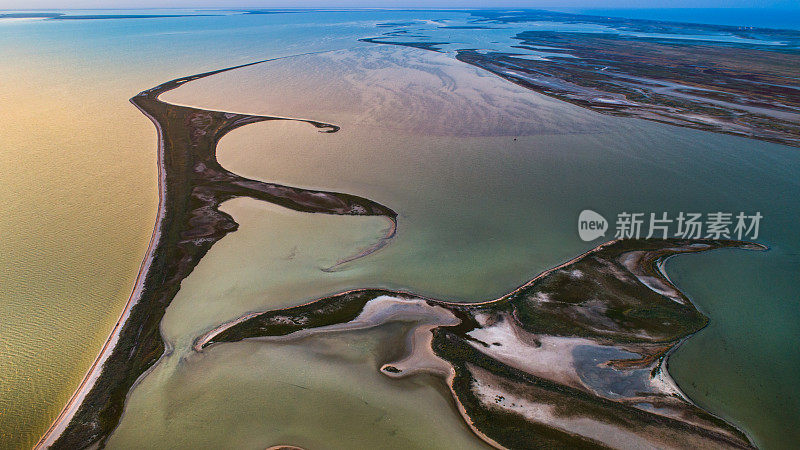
[{"xmin": 0, "ymin": 41, "xmax": 158, "ymax": 450}]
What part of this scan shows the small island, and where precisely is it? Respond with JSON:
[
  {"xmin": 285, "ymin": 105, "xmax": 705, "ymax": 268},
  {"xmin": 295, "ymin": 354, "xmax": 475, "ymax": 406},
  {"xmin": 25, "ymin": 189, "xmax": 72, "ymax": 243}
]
[{"xmin": 199, "ymin": 238, "xmax": 763, "ymax": 449}]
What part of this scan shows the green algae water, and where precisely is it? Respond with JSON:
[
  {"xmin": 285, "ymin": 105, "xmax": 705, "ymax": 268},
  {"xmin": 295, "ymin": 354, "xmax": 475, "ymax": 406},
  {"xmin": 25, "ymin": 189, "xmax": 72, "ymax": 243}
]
[
  {"xmin": 667, "ymin": 250, "xmax": 800, "ymax": 449},
  {"xmin": 1, "ymin": 9, "xmax": 798, "ymax": 450},
  {"xmin": 108, "ymin": 198, "xmax": 488, "ymax": 449},
  {"xmin": 124, "ymin": 45, "xmax": 800, "ymax": 448}
]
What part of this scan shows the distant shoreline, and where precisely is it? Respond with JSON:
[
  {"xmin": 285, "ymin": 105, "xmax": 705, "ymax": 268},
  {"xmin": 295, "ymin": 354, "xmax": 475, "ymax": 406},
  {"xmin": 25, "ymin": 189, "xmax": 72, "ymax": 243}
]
[{"xmin": 554, "ymin": 8, "xmax": 800, "ymax": 31}]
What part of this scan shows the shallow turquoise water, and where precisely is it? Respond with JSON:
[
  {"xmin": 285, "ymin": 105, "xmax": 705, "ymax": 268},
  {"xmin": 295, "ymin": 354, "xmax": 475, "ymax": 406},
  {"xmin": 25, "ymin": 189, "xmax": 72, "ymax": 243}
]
[
  {"xmin": 1, "ymin": 9, "xmax": 798, "ymax": 449},
  {"xmin": 564, "ymin": 8, "xmax": 800, "ymax": 31},
  {"xmin": 668, "ymin": 249, "xmax": 800, "ymax": 449}
]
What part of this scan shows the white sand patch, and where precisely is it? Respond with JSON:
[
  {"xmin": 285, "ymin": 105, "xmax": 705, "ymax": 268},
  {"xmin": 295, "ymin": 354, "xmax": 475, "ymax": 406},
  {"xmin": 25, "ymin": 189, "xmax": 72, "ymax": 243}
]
[
  {"xmin": 467, "ymin": 313, "xmax": 589, "ymax": 390},
  {"xmin": 471, "ymin": 366, "xmax": 662, "ymax": 450},
  {"xmin": 381, "ymin": 324, "xmax": 453, "ymax": 378}
]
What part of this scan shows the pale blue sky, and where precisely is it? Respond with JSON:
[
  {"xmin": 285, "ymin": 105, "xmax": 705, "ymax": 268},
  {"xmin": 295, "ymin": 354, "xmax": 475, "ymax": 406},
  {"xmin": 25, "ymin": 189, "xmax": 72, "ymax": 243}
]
[{"xmin": 1, "ymin": 0, "xmax": 798, "ymax": 10}]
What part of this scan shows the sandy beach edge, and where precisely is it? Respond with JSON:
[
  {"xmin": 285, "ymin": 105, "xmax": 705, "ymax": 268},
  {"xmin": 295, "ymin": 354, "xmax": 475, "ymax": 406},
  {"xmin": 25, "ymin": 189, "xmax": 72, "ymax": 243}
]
[{"xmin": 33, "ymin": 100, "xmax": 168, "ymax": 450}]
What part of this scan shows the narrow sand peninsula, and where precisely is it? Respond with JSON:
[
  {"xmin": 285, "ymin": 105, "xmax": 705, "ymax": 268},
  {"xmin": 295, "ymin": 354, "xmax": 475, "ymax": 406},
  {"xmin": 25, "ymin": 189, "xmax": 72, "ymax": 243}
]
[{"xmin": 37, "ymin": 57, "xmax": 397, "ymax": 450}]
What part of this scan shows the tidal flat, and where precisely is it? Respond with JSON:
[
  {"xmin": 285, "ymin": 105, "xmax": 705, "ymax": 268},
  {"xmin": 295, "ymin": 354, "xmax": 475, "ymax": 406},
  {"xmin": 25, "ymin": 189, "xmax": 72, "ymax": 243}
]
[
  {"xmin": 363, "ymin": 9, "xmax": 800, "ymax": 147},
  {"xmin": 2, "ymin": 8, "xmax": 799, "ymax": 450},
  {"xmin": 107, "ymin": 44, "xmax": 799, "ymax": 448},
  {"xmin": 40, "ymin": 57, "xmax": 396, "ymax": 450},
  {"xmin": 199, "ymin": 238, "xmax": 764, "ymax": 449}
]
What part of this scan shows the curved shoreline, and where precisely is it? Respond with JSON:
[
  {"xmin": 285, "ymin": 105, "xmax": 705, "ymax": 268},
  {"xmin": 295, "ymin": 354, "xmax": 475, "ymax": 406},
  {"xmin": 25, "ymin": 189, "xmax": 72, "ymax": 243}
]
[
  {"xmin": 36, "ymin": 57, "xmax": 398, "ymax": 449},
  {"xmin": 33, "ymin": 100, "xmax": 169, "ymax": 450},
  {"xmin": 34, "ymin": 48, "xmax": 772, "ymax": 449},
  {"xmin": 199, "ymin": 238, "xmax": 764, "ymax": 449},
  {"xmin": 193, "ymin": 239, "xmax": 619, "ymax": 351}
]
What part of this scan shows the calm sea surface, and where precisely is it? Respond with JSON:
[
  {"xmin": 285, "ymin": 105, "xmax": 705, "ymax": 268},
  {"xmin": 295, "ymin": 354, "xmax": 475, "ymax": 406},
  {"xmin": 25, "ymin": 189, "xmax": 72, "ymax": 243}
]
[
  {"xmin": 1, "ymin": 9, "xmax": 798, "ymax": 450},
  {"xmin": 564, "ymin": 8, "xmax": 800, "ymax": 31}
]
